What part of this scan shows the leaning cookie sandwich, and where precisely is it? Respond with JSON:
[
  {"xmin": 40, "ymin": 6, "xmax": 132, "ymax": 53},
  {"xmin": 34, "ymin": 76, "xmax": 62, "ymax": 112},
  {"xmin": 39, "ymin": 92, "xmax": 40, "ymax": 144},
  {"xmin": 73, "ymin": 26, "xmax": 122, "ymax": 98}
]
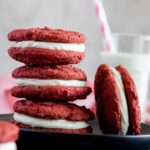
[{"xmin": 94, "ymin": 64, "xmax": 141, "ymax": 135}]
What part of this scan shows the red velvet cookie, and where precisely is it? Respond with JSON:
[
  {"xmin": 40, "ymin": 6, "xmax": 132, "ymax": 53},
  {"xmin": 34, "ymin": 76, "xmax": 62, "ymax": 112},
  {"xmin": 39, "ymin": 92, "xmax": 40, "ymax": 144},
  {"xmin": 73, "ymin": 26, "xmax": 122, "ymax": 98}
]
[
  {"xmin": 11, "ymin": 65, "xmax": 91, "ymax": 101},
  {"xmin": 0, "ymin": 121, "xmax": 19, "ymax": 143},
  {"xmin": 8, "ymin": 27, "xmax": 85, "ymax": 65},
  {"xmin": 11, "ymin": 86, "xmax": 91, "ymax": 101},
  {"xmin": 13, "ymin": 100, "xmax": 94, "ymax": 133},
  {"xmin": 8, "ymin": 47, "xmax": 84, "ymax": 65},
  {"xmin": 116, "ymin": 65, "xmax": 141, "ymax": 135},
  {"xmin": 12, "ymin": 122, "xmax": 92, "ymax": 134},
  {"xmin": 94, "ymin": 64, "xmax": 141, "ymax": 135},
  {"xmin": 8, "ymin": 27, "xmax": 85, "ymax": 43},
  {"xmin": 12, "ymin": 65, "xmax": 86, "ymax": 80},
  {"xmin": 14, "ymin": 100, "xmax": 94, "ymax": 121}
]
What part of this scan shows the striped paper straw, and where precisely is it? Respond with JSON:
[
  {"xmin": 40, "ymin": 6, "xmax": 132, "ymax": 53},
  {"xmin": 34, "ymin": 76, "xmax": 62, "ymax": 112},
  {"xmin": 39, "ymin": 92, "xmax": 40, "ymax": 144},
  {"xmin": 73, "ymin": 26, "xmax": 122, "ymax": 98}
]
[{"xmin": 94, "ymin": 0, "xmax": 116, "ymax": 53}]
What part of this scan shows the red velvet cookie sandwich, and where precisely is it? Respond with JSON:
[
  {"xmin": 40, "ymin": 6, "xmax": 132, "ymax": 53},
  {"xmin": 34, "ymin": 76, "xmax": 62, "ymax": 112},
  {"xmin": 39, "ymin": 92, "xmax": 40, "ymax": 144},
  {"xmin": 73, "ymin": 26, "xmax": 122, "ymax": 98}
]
[
  {"xmin": 11, "ymin": 65, "xmax": 91, "ymax": 101},
  {"xmin": 13, "ymin": 100, "xmax": 94, "ymax": 133},
  {"xmin": 8, "ymin": 27, "xmax": 85, "ymax": 65},
  {"xmin": 94, "ymin": 64, "xmax": 141, "ymax": 135},
  {"xmin": 0, "ymin": 121, "xmax": 19, "ymax": 150}
]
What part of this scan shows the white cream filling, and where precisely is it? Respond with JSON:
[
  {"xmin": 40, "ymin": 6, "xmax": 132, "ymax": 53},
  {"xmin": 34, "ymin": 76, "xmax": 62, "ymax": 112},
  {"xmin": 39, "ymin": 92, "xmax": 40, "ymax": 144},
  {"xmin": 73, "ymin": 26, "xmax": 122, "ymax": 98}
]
[
  {"xmin": 111, "ymin": 67, "xmax": 129, "ymax": 135},
  {"xmin": 12, "ymin": 41, "xmax": 85, "ymax": 52},
  {"xmin": 14, "ymin": 113, "xmax": 89, "ymax": 129},
  {"xmin": 0, "ymin": 142, "xmax": 17, "ymax": 150},
  {"xmin": 15, "ymin": 78, "xmax": 86, "ymax": 87}
]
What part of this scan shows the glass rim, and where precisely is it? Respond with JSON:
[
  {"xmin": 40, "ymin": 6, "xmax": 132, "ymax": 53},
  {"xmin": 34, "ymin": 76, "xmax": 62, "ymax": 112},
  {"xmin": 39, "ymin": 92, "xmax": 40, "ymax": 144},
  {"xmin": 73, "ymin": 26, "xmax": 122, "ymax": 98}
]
[{"xmin": 112, "ymin": 33, "xmax": 150, "ymax": 40}]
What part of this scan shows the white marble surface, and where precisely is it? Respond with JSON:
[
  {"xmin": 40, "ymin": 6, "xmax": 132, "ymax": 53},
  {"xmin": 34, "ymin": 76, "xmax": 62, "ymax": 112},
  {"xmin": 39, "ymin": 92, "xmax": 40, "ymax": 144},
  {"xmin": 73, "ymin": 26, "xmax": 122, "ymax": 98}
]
[{"xmin": 1, "ymin": 0, "xmax": 150, "ymax": 80}]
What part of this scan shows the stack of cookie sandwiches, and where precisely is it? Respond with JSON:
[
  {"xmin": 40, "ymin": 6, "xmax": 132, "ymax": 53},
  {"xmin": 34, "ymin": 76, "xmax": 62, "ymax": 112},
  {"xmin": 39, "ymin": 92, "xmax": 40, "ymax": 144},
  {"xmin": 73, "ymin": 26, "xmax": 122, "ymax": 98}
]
[{"xmin": 8, "ymin": 27, "xmax": 94, "ymax": 133}]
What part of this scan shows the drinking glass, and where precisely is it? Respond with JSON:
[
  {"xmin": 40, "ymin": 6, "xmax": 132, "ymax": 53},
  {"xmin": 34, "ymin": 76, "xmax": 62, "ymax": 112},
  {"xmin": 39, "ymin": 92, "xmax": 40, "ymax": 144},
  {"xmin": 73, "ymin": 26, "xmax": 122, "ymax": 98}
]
[{"xmin": 100, "ymin": 33, "xmax": 150, "ymax": 121}]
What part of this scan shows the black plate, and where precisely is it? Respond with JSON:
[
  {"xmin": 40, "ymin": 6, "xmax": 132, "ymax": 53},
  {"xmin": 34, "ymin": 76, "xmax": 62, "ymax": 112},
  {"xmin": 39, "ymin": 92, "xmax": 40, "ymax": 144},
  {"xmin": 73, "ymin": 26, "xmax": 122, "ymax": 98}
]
[{"xmin": 1, "ymin": 114, "xmax": 150, "ymax": 150}]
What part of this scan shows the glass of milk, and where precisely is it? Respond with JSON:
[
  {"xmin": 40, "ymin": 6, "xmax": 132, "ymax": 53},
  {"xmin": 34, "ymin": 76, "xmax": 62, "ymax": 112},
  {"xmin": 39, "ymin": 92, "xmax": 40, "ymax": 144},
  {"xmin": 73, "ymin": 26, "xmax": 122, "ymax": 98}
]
[{"xmin": 99, "ymin": 33, "xmax": 150, "ymax": 122}]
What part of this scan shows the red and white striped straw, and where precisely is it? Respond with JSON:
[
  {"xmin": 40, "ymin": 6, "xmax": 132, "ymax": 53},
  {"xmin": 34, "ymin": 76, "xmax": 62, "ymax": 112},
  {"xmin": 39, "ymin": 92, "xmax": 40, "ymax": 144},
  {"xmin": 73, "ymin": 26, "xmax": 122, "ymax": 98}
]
[{"xmin": 94, "ymin": 0, "xmax": 116, "ymax": 53}]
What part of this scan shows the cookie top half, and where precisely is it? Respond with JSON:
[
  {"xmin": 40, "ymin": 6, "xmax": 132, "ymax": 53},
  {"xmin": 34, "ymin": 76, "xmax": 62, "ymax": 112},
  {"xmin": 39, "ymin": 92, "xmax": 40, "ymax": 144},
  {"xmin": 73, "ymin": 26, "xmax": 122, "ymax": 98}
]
[
  {"xmin": 14, "ymin": 100, "xmax": 94, "ymax": 121},
  {"xmin": 8, "ymin": 27, "xmax": 85, "ymax": 43},
  {"xmin": 12, "ymin": 65, "xmax": 87, "ymax": 80}
]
